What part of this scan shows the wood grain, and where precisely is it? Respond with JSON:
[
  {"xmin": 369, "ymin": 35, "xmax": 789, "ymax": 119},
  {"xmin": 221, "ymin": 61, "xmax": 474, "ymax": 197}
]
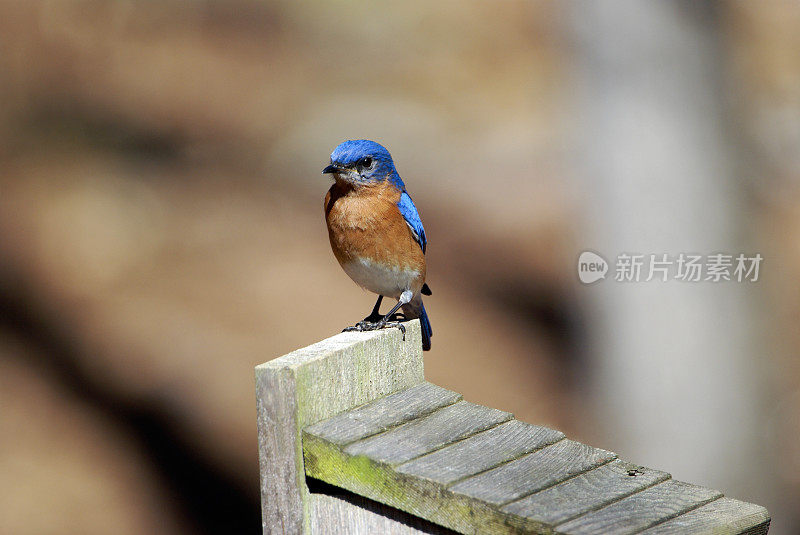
[
  {"xmin": 449, "ymin": 439, "xmax": 617, "ymax": 506},
  {"xmin": 501, "ymin": 459, "xmax": 670, "ymax": 525},
  {"xmin": 639, "ymin": 496, "xmax": 770, "ymax": 535},
  {"xmin": 309, "ymin": 492, "xmax": 458, "ymax": 535},
  {"xmin": 396, "ymin": 420, "xmax": 564, "ymax": 486},
  {"xmin": 555, "ymin": 479, "xmax": 722, "ymax": 535},
  {"xmin": 343, "ymin": 401, "xmax": 513, "ymax": 465},
  {"xmin": 305, "ymin": 382, "xmax": 461, "ymax": 447}
]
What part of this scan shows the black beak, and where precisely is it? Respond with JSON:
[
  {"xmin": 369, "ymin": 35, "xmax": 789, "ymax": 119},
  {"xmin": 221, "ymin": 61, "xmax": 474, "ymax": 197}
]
[{"xmin": 322, "ymin": 164, "xmax": 339, "ymax": 174}]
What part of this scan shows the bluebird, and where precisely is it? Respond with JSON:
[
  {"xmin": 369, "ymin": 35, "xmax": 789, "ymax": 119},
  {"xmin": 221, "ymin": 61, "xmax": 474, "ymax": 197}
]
[{"xmin": 323, "ymin": 140, "xmax": 433, "ymax": 351}]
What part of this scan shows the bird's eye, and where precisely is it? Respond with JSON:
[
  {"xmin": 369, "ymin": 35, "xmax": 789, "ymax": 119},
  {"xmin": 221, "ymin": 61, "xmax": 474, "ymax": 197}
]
[{"xmin": 359, "ymin": 157, "xmax": 373, "ymax": 169}]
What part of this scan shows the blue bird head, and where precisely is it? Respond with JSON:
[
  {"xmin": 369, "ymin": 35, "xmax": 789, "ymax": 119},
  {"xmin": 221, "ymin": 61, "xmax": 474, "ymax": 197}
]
[{"xmin": 323, "ymin": 140, "xmax": 404, "ymax": 189}]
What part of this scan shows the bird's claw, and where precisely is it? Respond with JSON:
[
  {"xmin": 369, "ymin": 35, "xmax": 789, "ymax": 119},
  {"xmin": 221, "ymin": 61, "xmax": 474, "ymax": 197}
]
[{"xmin": 342, "ymin": 320, "xmax": 406, "ymax": 341}]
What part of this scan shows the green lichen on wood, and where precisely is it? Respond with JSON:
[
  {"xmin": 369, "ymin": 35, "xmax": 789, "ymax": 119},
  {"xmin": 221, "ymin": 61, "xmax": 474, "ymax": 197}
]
[{"xmin": 302, "ymin": 429, "xmax": 549, "ymax": 534}]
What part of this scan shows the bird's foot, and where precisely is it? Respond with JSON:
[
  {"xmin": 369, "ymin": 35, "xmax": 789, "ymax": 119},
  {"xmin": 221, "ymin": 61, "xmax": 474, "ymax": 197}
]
[
  {"xmin": 342, "ymin": 320, "xmax": 406, "ymax": 341},
  {"xmin": 343, "ymin": 320, "xmax": 376, "ymax": 332}
]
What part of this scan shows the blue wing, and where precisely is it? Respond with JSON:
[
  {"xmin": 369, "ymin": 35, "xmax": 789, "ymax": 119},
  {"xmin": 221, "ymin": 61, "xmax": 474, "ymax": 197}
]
[{"xmin": 397, "ymin": 191, "xmax": 426, "ymax": 254}]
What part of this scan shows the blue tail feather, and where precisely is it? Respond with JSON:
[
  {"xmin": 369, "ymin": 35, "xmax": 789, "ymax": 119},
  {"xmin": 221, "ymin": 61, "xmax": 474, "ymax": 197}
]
[{"xmin": 419, "ymin": 303, "xmax": 432, "ymax": 351}]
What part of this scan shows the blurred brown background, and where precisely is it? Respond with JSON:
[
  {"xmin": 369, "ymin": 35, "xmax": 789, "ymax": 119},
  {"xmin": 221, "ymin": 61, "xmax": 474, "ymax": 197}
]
[{"xmin": 1, "ymin": 1, "xmax": 799, "ymax": 534}]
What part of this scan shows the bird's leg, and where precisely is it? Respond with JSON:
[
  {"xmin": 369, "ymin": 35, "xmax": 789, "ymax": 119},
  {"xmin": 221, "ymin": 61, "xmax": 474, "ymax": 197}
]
[
  {"xmin": 343, "ymin": 291, "xmax": 411, "ymax": 340},
  {"xmin": 344, "ymin": 296, "xmax": 385, "ymax": 331},
  {"xmin": 363, "ymin": 295, "xmax": 384, "ymax": 323}
]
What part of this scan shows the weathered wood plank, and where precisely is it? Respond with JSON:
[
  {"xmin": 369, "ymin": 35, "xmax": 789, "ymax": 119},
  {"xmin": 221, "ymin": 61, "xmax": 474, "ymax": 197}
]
[
  {"xmin": 256, "ymin": 321, "xmax": 424, "ymax": 534},
  {"xmin": 343, "ymin": 401, "xmax": 513, "ymax": 465},
  {"xmin": 555, "ymin": 479, "xmax": 723, "ymax": 535},
  {"xmin": 449, "ymin": 439, "xmax": 617, "ymax": 506},
  {"xmin": 309, "ymin": 492, "xmax": 458, "ymax": 535},
  {"xmin": 303, "ymin": 391, "xmax": 769, "ymax": 535},
  {"xmin": 304, "ymin": 412, "xmax": 546, "ymax": 533},
  {"xmin": 502, "ymin": 459, "xmax": 670, "ymax": 525},
  {"xmin": 639, "ymin": 496, "xmax": 770, "ymax": 535},
  {"xmin": 305, "ymin": 382, "xmax": 462, "ymax": 446},
  {"xmin": 396, "ymin": 420, "xmax": 565, "ymax": 486},
  {"xmin": 257, "ymin": 367, "xmax": 303, "ymax": 533}
]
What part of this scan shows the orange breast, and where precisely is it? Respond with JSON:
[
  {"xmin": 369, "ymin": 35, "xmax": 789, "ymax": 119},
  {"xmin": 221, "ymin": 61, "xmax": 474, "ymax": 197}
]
[{"xmin": 324, "ymin": 180, "xmax": 426, "ymax": 295}]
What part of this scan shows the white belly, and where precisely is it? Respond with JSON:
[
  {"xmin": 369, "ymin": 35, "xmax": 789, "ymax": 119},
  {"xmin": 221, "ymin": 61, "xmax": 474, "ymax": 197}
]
[{"xmin": 342, "ymin": 257, "xmax": 419, "ymax": 298}]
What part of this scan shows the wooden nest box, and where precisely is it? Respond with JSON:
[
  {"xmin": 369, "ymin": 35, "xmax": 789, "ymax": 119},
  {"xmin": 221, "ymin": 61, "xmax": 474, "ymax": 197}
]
[{"xmin": 256, "ymin": 321, "xmax": 770, "ymax": 534}]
